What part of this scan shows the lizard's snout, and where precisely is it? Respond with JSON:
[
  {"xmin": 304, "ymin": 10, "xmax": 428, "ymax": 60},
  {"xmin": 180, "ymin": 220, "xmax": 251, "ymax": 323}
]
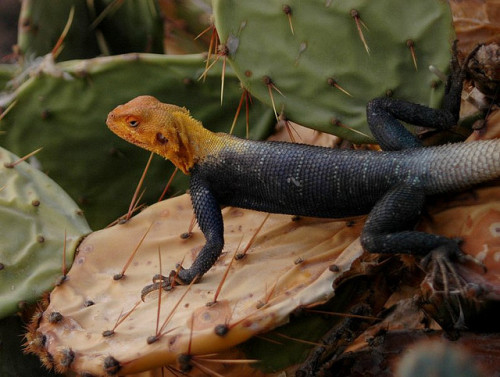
[{"xmin": 106, "ymin": 111, "xmax": 116, "ymax": 128}]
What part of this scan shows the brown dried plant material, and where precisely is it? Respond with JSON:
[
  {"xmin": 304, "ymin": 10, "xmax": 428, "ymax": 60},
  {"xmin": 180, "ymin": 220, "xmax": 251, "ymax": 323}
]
[
  {"xmin": 326, "ymin": 180, "xmax": 500, "ymax": 376},
  {"xmin": 468, "ymin": 108, "xmax": 500, "ymax": 140},
  {"xmin": 451, "ymin": 0, "xmax": 500, "ymax": 53},
  {"xmin": 28, "ymin": 194, "xmax": 364, "ymax": 376},
  {"xmin": 421, "ymin": 185, "xmax": 500, "ymax": 296}
]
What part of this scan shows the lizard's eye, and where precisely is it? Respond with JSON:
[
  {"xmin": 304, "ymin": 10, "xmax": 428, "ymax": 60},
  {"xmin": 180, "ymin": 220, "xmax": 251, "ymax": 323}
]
[{"xmin": 126, "ymin": 116, "xmax": 140, "ymax": 127}]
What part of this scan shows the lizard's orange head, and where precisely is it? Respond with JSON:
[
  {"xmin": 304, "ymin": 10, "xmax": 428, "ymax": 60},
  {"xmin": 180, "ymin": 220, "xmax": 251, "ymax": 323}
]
[
  {"xmin": 106, "ymin": 95, "xmax": 189, "ymax": 149},
  {"xmin": 106, "ymin": 95, "xmax": 211, "ymax": 174}
]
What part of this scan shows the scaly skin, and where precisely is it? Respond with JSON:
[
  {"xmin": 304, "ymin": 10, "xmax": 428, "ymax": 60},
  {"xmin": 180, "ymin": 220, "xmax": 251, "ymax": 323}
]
[
  {"xmin": 107, "ymin": 99, "xmax": 499, "ymax": 284},
  {"xmin": 106, "ymin": 57, "xmax": 499, "ymax": 284}
]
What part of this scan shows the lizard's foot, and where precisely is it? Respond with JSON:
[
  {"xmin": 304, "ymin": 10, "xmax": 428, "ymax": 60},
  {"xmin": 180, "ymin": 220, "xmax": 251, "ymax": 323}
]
[
  {"xmin": 140, "ymin": 266, "xmax": 201, "ymax": 299},
  {"xmin": 420, "ymin": 240, "xmax": 486, "ymax": 296},
  {"xmin": 140, "ymin": 273, "xmax": 174, "ymax": 301},
  {"xmin": 419, "ymin": 240, "xmax": 487, "ymax": 331}
]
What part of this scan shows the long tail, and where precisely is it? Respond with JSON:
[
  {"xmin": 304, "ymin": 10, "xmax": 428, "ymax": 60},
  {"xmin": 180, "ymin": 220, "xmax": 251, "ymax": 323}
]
[{"xmin": 418, "ymin": 139, "xmax": 500, "ymax": 194}]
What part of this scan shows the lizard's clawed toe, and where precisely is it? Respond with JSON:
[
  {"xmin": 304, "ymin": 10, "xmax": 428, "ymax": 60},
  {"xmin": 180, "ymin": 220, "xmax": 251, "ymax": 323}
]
[
  {"xmin": 419, "ymin": 241, "xmax": 485, "ymax": 297},
  {"xmin": 419, "ymin": 243, "xmax": 489, "ymax": 331},
  {"xmin": 140, "ymin": 273, "xmax": 173, "ymax": 301}
]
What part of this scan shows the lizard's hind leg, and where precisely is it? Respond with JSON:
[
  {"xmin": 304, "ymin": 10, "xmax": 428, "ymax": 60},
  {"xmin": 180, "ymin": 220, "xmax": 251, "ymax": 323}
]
[
  {"xmin": 360, "ymin": 184, "xmax": 471, "ymax": 294},
  {"xmin": 360, "ymin": 184, "xmax": 451, "ymax": 256},
  {"xmin": 365, "ymin": 42, "xmax": 481, "ymax": 151}
]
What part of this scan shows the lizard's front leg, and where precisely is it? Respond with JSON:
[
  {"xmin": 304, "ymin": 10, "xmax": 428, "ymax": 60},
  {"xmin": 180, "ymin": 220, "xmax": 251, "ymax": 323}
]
[{"xmin": 175, "ymin": 173, "xmax": 224, "ymax": 284}]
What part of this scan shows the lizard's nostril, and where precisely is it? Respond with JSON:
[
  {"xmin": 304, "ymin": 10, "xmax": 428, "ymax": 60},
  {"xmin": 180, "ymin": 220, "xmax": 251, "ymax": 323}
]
[{"xmin": 106, "ymin": 113, "xmax": 115, "ymax": 126}]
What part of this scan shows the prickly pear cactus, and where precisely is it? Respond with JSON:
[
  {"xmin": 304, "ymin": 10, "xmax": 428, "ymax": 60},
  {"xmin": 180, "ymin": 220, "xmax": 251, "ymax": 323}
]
[
  {"xmin": 0, "ymin": 54, "xmax": 274, "ymax": 228},
  {"xmin": 26, "ymin": 194, "xmax": 364, "ymax": 375},
  {"xmin": 213, "ymin": 0, "xmax": 454, "ymax": 143},
  {"xmin": 17, "ymin": 0, "xmax": 164, "ymax": 61},
  {"xmin": 91, "ymin": 0, "xmax": 164, "ymax": 55},
  {"xmin": 0, "ymin": 146, "xmax": 91, "ymax": 319},
  {"xmin": 0, "ymin": 64, "xmax": 16, "ymax": 89},
  {"xmin": 160, "ymin": 0, "xmax": 214, "ymax": 55}
]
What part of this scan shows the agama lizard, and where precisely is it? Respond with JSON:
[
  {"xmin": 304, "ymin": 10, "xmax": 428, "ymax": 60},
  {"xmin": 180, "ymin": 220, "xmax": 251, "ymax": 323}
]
[{"xmin": 106, "ymin": 51, "xmax": 499, "ymax": 286}]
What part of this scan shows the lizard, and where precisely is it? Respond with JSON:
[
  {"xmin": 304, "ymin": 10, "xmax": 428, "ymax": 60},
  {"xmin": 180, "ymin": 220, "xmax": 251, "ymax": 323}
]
[{"xmin": 106, "ymin": 49, "xmax": 499, "ymax": 287}]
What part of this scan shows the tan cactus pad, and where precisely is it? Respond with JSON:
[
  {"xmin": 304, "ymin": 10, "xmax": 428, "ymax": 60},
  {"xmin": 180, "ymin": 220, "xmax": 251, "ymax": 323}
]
[{"xmin": 29, "ymin": 194, "xmax": 364, "ymax": 375}]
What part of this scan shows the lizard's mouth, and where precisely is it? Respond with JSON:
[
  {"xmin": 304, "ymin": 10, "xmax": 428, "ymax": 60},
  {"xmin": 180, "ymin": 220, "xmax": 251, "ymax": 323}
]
[
  {"xmin": 107, "ymin": 122, "xmax": 150, "ymax": 151},
  {"xmin": 106, "ymin": 115, "xmax": 143, "ymax": 145},
  {"xmin": 121, "ymin": 133, "xmax": 151, "ymax": 150}
]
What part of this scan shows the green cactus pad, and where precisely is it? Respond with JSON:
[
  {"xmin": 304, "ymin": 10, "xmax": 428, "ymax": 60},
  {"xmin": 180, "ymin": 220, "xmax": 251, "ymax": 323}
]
[
  {"xmin": 213, "ymin": 0, "xmax": 454, "ymax": 143},
  {"xmin": 91, "ymin": 0, "xmax": 164, "ymax": 55},
  {"xmin": 161, "ymin": 0, "xmax": 214, "ymax": 54},
  {"xmin": 0, "ymin": 64, "xmax": 17, "ymax": 90},
  {"xmin": 18, "ymin": 0, "xmax": 99, "ymax": 60},
  {"xmin": 0, "ymin": 146, "xmax": 91, "ymax": 319},
  {"xmin": 17, "ymin": 0, "xmax": 164, "ymax": 61},
  {"xmin": 0, "ymin": 54, "xmax": 274, "ymax": 228}
]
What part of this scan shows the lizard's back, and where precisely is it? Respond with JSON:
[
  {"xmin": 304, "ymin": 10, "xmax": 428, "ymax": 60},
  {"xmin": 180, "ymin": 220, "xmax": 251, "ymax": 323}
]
[{"xmin": 192, "ymin": 136, "xmax": 500, "ymax": 219}]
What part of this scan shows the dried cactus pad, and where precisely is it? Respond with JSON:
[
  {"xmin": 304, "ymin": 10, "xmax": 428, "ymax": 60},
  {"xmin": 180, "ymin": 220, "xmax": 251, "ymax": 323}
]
[
  {"xmin": 29, "ymin": 194, "xmax": 363, "ymax": 376},
  {"xmin": 213, "ymin": 0, "xmax": 454, "ymax": 143},
  {"xmin": 0, "ymin": 147, "xmax": 91, "ymax": 318}
]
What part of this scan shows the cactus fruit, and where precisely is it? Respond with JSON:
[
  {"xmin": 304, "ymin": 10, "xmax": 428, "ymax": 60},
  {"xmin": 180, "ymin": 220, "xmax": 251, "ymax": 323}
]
[
  {"xmin": 26, "ymin": 194, "xmax": 364, "ymax": 375},
  {"xmin": 213, "ymin": 0, "xmax": 454, "ymax": 143},
  {"xmin": 0, "ymin": 53, "xmax": 274, "ymax": 228},
  {"xmin": 0, "ymin": 146, "xmax": 91, "ymax": 319}
]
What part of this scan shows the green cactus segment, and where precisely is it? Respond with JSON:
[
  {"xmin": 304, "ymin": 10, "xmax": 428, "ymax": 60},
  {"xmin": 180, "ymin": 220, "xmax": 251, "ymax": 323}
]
[
  {"xmin": 0, "ymin": 65, "xmax": 17, "ymax": 90},
  {"xmin": 213, "ymin": 0, "xmax": 454, "ymax": 143},
  {"xmin": 17, "ymin": 0, "xmax": 164, "ymax": 61},
  {"xmin": 18, "ymin": 0, "xmax": 100, "ymax": 60},
  {"xmin": 161, "ymin": 0, "xmax": 214, "ymax": 54},
  {"xmin": 172, "ymin": 0, "xmax": 213, "ymax": 38},
  {"xmin": 0, "ymin": 54, "xmax": 274, "ymax": 228},
  {"xmin": 91, "ymin": 0, "xmax": 164, "ymax": 55},
  {"xmin": 0, "ymin": 147, "xmax": 91, "ymax": 319}
]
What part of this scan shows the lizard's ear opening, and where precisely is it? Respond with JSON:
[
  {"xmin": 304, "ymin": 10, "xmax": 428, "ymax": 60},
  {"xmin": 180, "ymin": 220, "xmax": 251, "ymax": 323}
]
[
  {"xmin": 156, "ymin": 132, "xmax": 168, "ymax": 144},
  {"xmin": 126, "ymin": 115, "xmax": 140, "ymax": 128}
]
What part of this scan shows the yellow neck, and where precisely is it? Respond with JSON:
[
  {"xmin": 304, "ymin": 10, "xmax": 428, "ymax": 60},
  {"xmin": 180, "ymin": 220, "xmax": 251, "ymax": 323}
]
[
  {"xmin": 152, "ymin": 108, "xmax": 227, "ymax": 174},
  {"xmin": 106, "ymin": 96, "xmax": 238, "ymax": 175}
]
